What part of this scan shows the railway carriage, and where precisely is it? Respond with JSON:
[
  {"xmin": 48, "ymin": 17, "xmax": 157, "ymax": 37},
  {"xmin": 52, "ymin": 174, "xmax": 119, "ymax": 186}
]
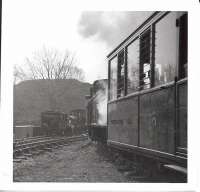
[
  {"xmin": 41, "ymin": 111, "xmax": 68, "ymax": 136},
  {"xmin": 107, "ymin": 11, "xmax": 187, "ymax": 168}
]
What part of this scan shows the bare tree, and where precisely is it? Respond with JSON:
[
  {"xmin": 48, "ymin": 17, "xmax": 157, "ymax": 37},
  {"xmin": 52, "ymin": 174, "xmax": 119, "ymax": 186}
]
[
  {"xmin": 14, "ymin": 47, "xmax": 85, "ymax": 111},
  {"xmin": 14, "ymin": 47, "xmax": 85, "ymax": 82},
  {"xmin": 14, "ymin": 65, "xmax": 29, "ymax": 84}
]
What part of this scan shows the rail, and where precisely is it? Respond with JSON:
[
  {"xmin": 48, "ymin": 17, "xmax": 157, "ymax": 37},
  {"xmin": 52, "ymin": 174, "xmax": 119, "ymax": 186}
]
[
  {"xmin": 14, "ymin": 134, "xmax": 88, "ymax": 157},
  {"xmin": 14, "ymin": 136, "xmax": 51, "ymax": 146}
]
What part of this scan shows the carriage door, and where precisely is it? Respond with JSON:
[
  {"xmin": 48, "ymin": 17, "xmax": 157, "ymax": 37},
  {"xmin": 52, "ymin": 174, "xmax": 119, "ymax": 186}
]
[{"xmin": 176, "ymin": 13, "xmax": 188, "ymax": 158}]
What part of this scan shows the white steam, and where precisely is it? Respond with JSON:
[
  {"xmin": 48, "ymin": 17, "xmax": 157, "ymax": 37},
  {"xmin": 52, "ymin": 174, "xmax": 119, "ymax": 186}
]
[{"xmin": 96, "ymin": 81, "xmax": 108, "ymax": 125}]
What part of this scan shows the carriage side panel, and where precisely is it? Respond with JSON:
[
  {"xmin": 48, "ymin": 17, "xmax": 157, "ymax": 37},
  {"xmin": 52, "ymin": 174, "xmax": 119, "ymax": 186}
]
[
  {"xmin": 108, "ymin": 96, "xmax": 138, "ymax": 146},
  {"xmin": 139, "ymin": 86, "xmax": 175, "ymax": 154}
]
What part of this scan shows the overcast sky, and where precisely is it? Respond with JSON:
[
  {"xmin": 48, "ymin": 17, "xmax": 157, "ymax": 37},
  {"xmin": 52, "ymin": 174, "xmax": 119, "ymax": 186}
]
[{"xmin": 3, "ymin": 0, "xmax": 153, "ymax": 83}]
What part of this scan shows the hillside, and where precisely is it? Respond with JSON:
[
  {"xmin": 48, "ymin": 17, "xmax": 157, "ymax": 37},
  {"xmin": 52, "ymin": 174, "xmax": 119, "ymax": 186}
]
[{"xmin": 14, "ymin": 79, "xmax": 91, "ymax": 125}]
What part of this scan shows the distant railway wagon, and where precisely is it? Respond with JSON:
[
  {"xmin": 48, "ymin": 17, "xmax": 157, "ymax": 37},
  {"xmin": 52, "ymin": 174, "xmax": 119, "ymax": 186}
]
[
  {"xmin": 87, "ymin": 11, "xmax": 188, "ymax": 172},
  {"xmin": 41, "ymin": 111, "xmax": 68, "ymax": 136},
  {"xmin": 69, "ymin": 109, "xmax": 86, "ymax": 135},
  {"xmin": 13, "ymin": 125, "xmax": 41, "ymax": 139},
  {"xmin": 86, "ymin": 79, "xmax": 107, "ymax": 142}
]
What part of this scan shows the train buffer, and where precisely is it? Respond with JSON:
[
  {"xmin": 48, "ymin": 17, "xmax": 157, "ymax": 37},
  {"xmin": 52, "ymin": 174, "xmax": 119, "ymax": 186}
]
[{"xmin": 163, "ymin": 164, "xmax": 187, "ymax": 175}]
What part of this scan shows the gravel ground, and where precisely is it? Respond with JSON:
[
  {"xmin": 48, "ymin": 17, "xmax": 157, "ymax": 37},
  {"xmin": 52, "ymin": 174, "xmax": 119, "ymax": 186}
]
[
  {"xmin": 13, "ymin": 139, "xmax": 130, "ymax": 182},
  {"xmin": 13, "ymin": 139, "xmax": 186, "ymax": 183}
]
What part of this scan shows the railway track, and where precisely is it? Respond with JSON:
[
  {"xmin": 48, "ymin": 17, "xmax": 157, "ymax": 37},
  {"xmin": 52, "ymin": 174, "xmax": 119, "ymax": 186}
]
[
  {"xmin": 13, "ymin": 134, "xmax": 88, "ymax": 162},
  {"xmin": 14, "ymin": 136, "xmax": 51, "ymax": 146}
]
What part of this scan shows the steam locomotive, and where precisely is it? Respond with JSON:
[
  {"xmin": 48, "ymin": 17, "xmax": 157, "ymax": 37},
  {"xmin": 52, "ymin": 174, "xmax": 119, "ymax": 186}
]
[
  {"xmin": 86, "ymin": 11, "xmax": 187, "ymax": 173},
  {"xmin": 86, "ymin": 79, "xmax": 108, "ymax": 142}
]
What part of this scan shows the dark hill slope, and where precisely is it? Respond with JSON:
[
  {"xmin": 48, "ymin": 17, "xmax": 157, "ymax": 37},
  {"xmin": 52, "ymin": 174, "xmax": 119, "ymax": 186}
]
[{"xmin": 14, "ymin": 79, "xmax": 91, "ymax": 124}]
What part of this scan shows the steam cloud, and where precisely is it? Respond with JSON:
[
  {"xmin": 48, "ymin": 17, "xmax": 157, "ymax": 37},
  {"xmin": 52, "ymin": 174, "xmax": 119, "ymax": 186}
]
[
  {"xmin": 96, "ymin": 81, "xmax": 108, "ymax": 125},
  {"xmin": 97, "ymin": 93, "xmax": 107, "ymax": 125},
  {"xmin": 78, "ymin": 11, "xmax": 153, "ymax": 48}
]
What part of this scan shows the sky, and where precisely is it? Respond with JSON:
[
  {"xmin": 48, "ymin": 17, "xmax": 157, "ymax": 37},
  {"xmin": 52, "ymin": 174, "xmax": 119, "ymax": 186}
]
[{"xmin": 2, "ymin": 1, "xmax": 154, "ymax": 83}]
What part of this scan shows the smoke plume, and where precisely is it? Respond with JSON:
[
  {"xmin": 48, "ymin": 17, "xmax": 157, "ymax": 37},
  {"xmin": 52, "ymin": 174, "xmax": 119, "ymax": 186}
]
[{"xmin": 78, "ymin": 11, "xmax": 153, "ymax": 48}]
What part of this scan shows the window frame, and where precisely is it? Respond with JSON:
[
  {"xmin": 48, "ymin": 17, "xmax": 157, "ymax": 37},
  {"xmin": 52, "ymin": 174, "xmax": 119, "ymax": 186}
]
[
  {"xmin": 178, "ymin": 13, "xmax": 188, "ymax": 80},
  {"xmin": 117, "ymin": 49, "xmax": 126, "ymax": 98},
  {"xmin": 153, "ymin": 12, "xmax": 179, "ymax": 86},
  {"xmin": 126, "ymin": 36, "xmax": 140, "ymax": 94},
  {"xmin": 139, "ymin": 27, "xmax": 152, "ymax": 90},
  {"xmin": 108, "ymin": 55, "xmax": 118, "ymax": 101}
]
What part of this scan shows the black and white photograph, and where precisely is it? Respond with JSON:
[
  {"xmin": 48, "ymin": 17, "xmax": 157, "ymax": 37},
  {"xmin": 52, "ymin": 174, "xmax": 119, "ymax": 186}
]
[
  {"xmin": 12, "ymin": 11, "xmax": 188, "ymax": 183},
  {"xmin": 0, "ymin": 0, "xmax": 200, "ymax": 191}
]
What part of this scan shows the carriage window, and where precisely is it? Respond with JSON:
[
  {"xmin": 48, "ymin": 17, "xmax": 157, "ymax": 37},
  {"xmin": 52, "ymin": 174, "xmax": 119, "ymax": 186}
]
[
  {"xmin": 127, "ymin": 38, "xmax": 139, "ymax": 94},
  {"xmin": 140, "ymin": 29, "xmax": 151, "ymax": 89},
  {"xmin": 154, "ymin": 12, "xmax": 177, "ymax": 86},
  {"xmin": 117, "ymin": 50, "xmax": 125, "ymax": 97},
  {"xmin": 179, "ymin": 13, "xmax": 188, "ymax": 79},
  {"xmin": 109, "ymin": 56, "xmax": 117, "ymax": 100}
]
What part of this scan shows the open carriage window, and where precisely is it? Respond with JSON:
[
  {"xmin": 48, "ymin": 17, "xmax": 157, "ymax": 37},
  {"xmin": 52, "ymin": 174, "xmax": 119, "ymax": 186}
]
[
  {"xmin": 109, "ymin": 56, "xmax": 117, "ymax": 101},
  {"xmin": 117, "ymin": 50, "xmax": 125, "ymax": 97},
  {"xmin": 139, "ymin": 29, "xmax": 151, "ymax": 89},
  {"xmin": 127, "ymin": 38, "xmax": 139, "ymax": 94}
]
